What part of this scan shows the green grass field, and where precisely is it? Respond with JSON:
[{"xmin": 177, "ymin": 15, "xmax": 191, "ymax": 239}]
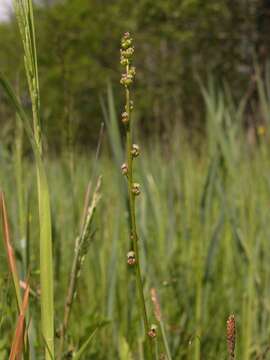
[
  {"xmin": 1, "ymin": 105, "xmax": 270, "ymax": 358},
  {"xmin": 1, "ymin": 1, "xmax": 270, "ymax": 359}
]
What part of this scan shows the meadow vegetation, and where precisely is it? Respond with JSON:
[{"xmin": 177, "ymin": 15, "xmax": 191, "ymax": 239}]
[{"xmin": 1, "ymin": 1, "xmax": 270, "ymax": 359}]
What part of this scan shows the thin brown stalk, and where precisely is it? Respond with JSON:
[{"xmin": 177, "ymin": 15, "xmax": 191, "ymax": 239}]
[
  {"xmin": 58, "ymin": 177, "xmax": 102, "ymax": 359},
  {"xmin": 80, "ymin": 122, "xmax": 104, "ymax": 230},
  {"xmin": 227, "ymin": 314, "xmax": 236, "ymax": 360},
  {"xmin": 0, "ymin": 191, "xmax": 22, "ymax": 311},
  {"xmin": 9, "ymin": 282, "xmax": 30, "ymax": 360}
]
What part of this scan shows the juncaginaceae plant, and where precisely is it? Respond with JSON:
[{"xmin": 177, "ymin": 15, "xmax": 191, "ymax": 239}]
[{"xmin": 120, "ymin": 32, "xmax": 154, "ymax": 357}]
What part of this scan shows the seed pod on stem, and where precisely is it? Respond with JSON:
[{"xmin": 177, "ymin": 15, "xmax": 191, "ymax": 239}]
[
  {"xmin": 127, "ymin": 251, "xmax": 136, "ymax": 265},
  {"xmin": 131, "ymin": 144, "xmax": 140, "ymax": 158},
  {"xmin": 148, "ymin": 324, "xmax": 158, "ymax": 339},
  {"xmin": 121, "ymin": 163, "xmax": 128, "ymax": 176}
]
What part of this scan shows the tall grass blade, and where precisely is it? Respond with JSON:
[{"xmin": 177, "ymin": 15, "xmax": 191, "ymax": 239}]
[
  {"xmin": 0, "ymin": 75, "xmax": 54, "ymax": 358},
  {"xmin": 101, "ymin": 82, "xmax": 123, "ymax": 167},
  {"xmin": 10, "ymin": 1, "xmax": 54, "ymax": 355},
  {"xmin": 0, "ymin": 192, "xmax": 22, "ymax": 312},
  {"xmin": 203, "ymin": 211, "xmax": 224, "ymax": 282},
  {"xmin": 118, "ymin": 336, "xmax": 134, "ymax": 360}
]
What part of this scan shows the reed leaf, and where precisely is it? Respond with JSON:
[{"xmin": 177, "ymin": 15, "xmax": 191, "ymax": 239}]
[{"xmin": 0, "ymin": 75, "xmax": 54, "ymax": 358}]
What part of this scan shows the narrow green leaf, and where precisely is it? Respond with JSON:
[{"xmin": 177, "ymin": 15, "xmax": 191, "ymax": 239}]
[
  {"xmin": 0, "ymin": 74, "xmax": 54, "ymax": 359},
  {"xmin": 72, "ymin": 328, "xmax": 98, "ymax": 360}
]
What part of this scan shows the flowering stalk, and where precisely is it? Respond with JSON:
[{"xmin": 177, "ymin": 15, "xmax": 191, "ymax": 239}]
[
  {"xmin": 120, "ymin": 32, "xmax": 153, "ymax": 356},
  {"xmin": 227, "ymin": 314, "xmax": 236, "ymax": 360}
]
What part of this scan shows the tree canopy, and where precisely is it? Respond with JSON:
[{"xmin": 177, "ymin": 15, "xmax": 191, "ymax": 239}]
[{"xmin": 0, "ymin": 0, "xmax": 269, "ymax": 150}]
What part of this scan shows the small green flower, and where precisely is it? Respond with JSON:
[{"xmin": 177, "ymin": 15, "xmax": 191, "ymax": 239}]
[
  {"xmin": 120, "ymin": 73, "xmax": 134, "ymax": 87},
  {"xmin": 121, "ymin": 32, "xmax": 133, "ymax": 49},
  {"xmin": 120, "ymin": 57, "xmax": 129, "ymax": 66}
]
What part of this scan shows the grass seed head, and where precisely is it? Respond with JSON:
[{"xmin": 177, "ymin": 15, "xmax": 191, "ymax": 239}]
[{"xmin": 227, "ymin": 314, "xmax": 236, "ymax": 359}]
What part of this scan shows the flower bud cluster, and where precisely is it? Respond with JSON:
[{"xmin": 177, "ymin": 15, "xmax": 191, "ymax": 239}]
[
  {"xmin": 121, "ymin": 32, "xmax": 133, "ymax": 49},
  {"xmin": 120, "ymin": 32, "xmax": 136, "ymax": 87},
  {"xmin": 120, "ymin": 71, "xmax": 135, "ymax": 87}
]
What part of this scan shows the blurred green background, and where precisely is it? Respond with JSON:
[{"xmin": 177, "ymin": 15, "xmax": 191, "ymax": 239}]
[{"xmin": 1, "ymin": 0, "xmax": 270, "ymax": 150}]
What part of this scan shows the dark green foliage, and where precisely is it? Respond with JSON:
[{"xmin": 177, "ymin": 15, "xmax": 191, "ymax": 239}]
[{"xmin": 0, "ymin": 0, "xmax": 267, "ymax": 150}]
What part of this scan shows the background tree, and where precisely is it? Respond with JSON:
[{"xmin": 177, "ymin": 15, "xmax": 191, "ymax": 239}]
[{"xmin": 0, "ymin": 0, "xmax": 268, "ymax": 151}]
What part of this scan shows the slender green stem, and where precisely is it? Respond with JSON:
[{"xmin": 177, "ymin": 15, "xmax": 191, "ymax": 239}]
[
  {"xmin": 159, "ymin": 322, "xmax": 172, "ymax": 360},
  {"xmin": 124, "ymin": 60, "xmax": 153, "ymax": 357}
]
